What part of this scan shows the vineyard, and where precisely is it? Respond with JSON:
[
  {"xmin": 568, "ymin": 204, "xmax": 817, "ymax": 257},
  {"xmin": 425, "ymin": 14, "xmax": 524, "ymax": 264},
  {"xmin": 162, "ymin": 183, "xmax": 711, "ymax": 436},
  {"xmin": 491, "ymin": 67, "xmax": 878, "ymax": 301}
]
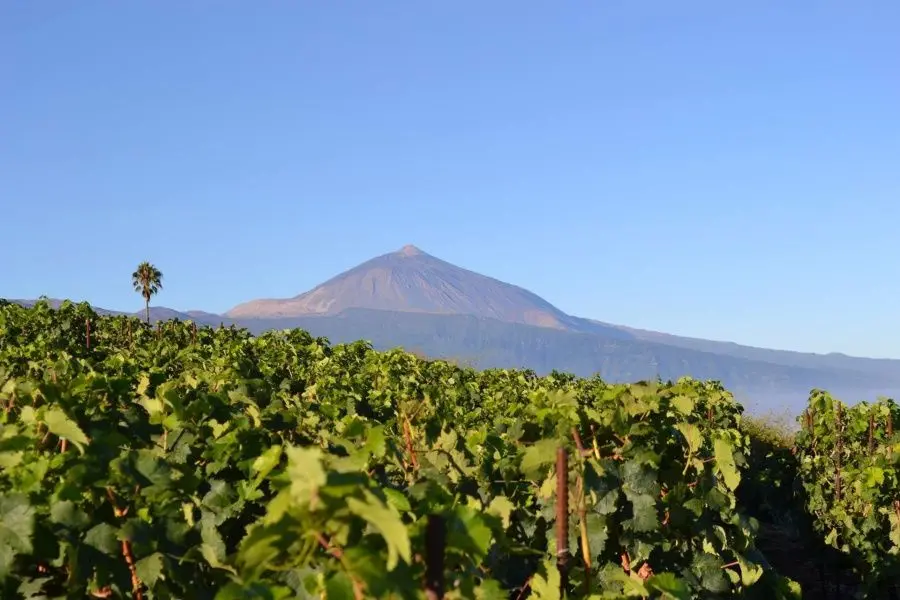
[{"xmin": 0, "ymin": 300, "xmax": 897, "ymax": 599}]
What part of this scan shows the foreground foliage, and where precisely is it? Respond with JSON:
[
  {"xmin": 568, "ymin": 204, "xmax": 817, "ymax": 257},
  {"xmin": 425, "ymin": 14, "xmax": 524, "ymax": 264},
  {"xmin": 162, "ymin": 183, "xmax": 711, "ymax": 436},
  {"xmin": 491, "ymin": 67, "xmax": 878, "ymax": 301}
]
[
  {"xmin": 795, "ymin": 390, "xmax": 900, "ymax": 596},
  {"xmin": 0, "ymin": 300, "xmax": 803, "ymax": 598}
]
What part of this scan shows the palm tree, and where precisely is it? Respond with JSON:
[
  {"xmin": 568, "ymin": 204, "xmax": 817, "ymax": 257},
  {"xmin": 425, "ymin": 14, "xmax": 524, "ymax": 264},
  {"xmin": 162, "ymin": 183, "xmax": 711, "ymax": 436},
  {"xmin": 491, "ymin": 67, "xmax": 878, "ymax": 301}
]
[{"xmin": 132, "ymin": 262, "xmax": 163, "ymax": 324}]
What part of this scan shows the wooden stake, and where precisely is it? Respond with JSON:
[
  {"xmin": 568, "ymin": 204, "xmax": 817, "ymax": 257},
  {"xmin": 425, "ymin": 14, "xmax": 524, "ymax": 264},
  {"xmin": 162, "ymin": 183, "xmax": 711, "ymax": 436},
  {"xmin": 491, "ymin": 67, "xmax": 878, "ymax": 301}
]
[
  {"xmin": 424, "ymin": 515, "xmax": 445, "ymax": 600},
  {"xmin": 85, "ymin": 317, "xmax": 91, "ymax": 349},
  {"xmin": 556, "ymin": 446, "xmax": 569, "ymax": 597}
]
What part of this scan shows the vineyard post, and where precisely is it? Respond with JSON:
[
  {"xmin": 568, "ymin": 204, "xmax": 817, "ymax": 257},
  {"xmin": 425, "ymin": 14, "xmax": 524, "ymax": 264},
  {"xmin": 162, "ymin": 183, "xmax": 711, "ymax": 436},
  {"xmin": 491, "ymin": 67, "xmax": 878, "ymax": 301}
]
[
  {"xmin": 86, "ymin": 317, "xmax": 91, "ymax": 349},
  {"xmin": 192, "ymin": 321, "xmax": 197, "ymax": 345},
  {"xmin": 424, "ymin": 515, "xmax": 445, "ymax": 600},
  {"xmin": 556, "ymin": 445, "xmax": 569, "ymax": 597}
]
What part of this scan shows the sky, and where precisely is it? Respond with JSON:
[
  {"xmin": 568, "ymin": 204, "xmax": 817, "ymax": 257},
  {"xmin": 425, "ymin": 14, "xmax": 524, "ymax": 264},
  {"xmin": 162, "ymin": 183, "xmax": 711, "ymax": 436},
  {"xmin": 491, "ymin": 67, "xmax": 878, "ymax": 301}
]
[{"xmin": 1, "ymin": 1, "xmax": 898, "ymax": 358}]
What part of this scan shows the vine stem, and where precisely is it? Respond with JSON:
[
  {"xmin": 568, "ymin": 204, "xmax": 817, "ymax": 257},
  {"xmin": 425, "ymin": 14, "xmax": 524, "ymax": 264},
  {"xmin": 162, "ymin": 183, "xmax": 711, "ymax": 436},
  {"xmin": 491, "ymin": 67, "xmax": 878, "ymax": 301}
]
[
  {"xmin": 869, "ymin": 411, "xmax": 875, "ymax": 456},
  {"xmin": 571, "ymin": 427, "xmax": 588, "ymax": 457},
  {"xmin": 402, "ymin": 417, "xmax": 419, "ymax": 470},
  {"xmin": 106, "ymin": 488, "xmax": 143, "ymax": 599},
  {"xmin": 316, "ymin": 534, "xmax": 365, "ymax": 600},
  {"xmin": 513, "ymin": 576, "xmax": 532, "ymax": 600}
]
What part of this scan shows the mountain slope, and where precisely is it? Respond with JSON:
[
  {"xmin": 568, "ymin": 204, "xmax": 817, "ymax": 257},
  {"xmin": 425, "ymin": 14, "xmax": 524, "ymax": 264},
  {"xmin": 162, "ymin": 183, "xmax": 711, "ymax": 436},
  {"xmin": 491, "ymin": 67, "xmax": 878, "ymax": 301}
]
[
  {"xmin": 608, "ymin": 322, "xmax": 900, "ymax": 379},
  {"xmin": 235, "ymin": 308, "xmax": 885, "ymax": 393},
  {"xmin": 226, "ymin": 245, "xmax": 629, "ymax": 338}
]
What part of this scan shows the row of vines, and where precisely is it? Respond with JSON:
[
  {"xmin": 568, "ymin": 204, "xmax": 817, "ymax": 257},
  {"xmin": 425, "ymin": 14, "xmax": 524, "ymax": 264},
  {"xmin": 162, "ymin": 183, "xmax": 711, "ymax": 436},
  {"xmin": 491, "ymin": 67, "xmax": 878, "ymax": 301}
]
[
  {"xmin": 0, "ymin": 299, "xmax": 894, "ymax": 598},
  {"xmin": 794, "ymin": 391, "xmax": 900, "ymax": 597}
]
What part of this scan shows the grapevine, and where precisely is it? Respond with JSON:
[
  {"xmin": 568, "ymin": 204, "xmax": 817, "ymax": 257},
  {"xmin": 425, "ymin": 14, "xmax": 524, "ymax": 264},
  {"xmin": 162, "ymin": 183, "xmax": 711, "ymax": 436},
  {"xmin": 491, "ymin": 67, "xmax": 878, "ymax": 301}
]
[
  {"xmin": 0, "ymin": 299, "xmax": 801, "ymax": 598},
  {"xmin": 794, "ymin": 389, "xmax": 900, "ymax": 596}
]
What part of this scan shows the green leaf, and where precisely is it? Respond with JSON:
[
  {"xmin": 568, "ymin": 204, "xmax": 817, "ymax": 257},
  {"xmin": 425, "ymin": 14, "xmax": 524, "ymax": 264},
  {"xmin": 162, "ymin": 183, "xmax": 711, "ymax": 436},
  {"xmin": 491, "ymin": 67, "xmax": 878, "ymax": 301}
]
[
  {"xmin": 346, "ymin": 489, "xmax": 411, "ymax": 571},
  {"xmin": 645, "ymin": 572, "xmax": 690, "ymax": 600},
  {"xmin": 675, "ymin": 422, "xmax": 702, "ymax": 455},
  {"xmin": 446, "ymin": 505, "xmax": 493, "ymax": 560},
  {"xmin": 520, "ymin": 439, "xmax": 559, "ymax": 477},
  {"xmin": 43, "ymin": 407, "xmax": 89, "ymax": 453},
  {"xmin": 863, "ymin": 466, "xmax": 885, "ymax": 488},
  {"xmin": 84, "ymin": 523, "xmax": 119, "ymax": 554},
  {"xmin": 251, "ymin": 445, "xmax": 283, "ymax": 486},
  {"xmin": 713, "ymin": 438, "xmax": 740, "ymax": 491},
  {"xmin": 324, "ymin": 571, "xmax": 356, "ymax": 600},
  {"xmin": 692, "ymin": 553, "xmax": 730, "ymax": 593},
  {"xmin": 623, "ymin": 460, "xmax": 658, "ymax": 495},
  {"xmin": 475, "ymin": 579, "xmax": 508, "ymax": 600},
  {"xmin": 135, "ymin": 552, "xmax": 165, "ymax": 588},
  {"xmin": 285, "ymin": 446, "xmax": 327, "ymax": 505},
  {"xmin": 50, "ymin": 499, "xmax": 90, "ymax": 530},
  {"xmin": 214, "ymin": 582, "xmax": 294, "ymax": 600},
  {"xmin": 594, "ymin": 488, "xmax": 620, "ymax": 515},
  {"xmin": 364, "ymin": 425, "xmax": 387, "ymax": 458},
  {"xmin": 583, "ymin": 512, "xmax": 608, "ymax": 560},
  {"xmin": 382, "ymin": 488, "xmax": 411, "ymax": 513},
  {"xmin": 530, "ymin": 558, "xmax": 561, "ymax": 600},
  {"xmin": 200, "ymin": 514, "xmax": 236, "ymax": 573},
  {"xmin": 137, "ymin": 375, "xmax": 151, "ymax": 396},
  {"xmin": 487, "ymin": 495, "xmax": 515, "ymax": 529},
  {"xmin": 671, "ymin": 395, "xmax": 695, "ymax": 415},
  {"xmin": 235, "ymin": 522, "xmax": 286, "ymax": 579},
  {"xmin": 735, "ymin": 553, "xmax": 764, "ymax": 587},
  {"xmin": 0, "ymin": 493, "xmax": 34, "ymax": 579},
  {"xmin": 624, "ymin": 490, "xmax": 658, "ymax": 532}
]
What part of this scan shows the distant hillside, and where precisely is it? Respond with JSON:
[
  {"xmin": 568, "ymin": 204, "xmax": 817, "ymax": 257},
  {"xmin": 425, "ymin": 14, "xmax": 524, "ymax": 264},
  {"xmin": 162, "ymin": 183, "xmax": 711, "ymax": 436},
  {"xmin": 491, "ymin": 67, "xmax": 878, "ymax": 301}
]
[
  {"xmin": 8, "ymin": 244, "xmax": 900, "ymax": 413},
  {"xmin": 9, "ymin": 298, "xmax": 223, "ymax": 327},
  {"xmin": 612, "ymin": 322, "xmax": 900, "ymax": 380},
  {"xmin": 234, "ymin": 308, "xmax": 883, "ymax": 395}
]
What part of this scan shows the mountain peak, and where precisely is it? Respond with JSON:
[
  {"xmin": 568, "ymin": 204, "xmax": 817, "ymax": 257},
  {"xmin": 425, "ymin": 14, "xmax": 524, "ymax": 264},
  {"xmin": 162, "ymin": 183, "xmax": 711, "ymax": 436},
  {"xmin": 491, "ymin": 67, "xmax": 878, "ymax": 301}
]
[
  {"xmin": 397, "ymin": 244, "xmax": 424, "ymax": 257},
  {"xmin": 225, "ymin": 245, "xmax": 576, "ymax": 329}
]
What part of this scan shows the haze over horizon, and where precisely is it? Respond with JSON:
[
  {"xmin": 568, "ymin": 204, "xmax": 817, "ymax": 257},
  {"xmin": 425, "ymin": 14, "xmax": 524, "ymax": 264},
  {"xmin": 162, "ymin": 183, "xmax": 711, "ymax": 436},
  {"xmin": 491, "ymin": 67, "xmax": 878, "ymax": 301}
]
[{"xmin": 2, "ymin": 1, "xmax": 899, "ymax": 358}]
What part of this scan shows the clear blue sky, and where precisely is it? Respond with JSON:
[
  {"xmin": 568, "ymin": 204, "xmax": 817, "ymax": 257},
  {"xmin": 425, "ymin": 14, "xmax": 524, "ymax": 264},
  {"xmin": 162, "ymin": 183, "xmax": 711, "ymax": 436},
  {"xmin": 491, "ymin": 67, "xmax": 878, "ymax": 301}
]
[{"xmin": 2, "ymin": 1, "xmax": 898, "ymax": 358}]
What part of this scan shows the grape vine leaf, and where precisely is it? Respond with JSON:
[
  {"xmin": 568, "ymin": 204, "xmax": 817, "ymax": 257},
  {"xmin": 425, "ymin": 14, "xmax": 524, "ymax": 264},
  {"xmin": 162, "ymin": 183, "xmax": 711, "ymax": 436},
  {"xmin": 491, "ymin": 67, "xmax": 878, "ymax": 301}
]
[
  {"xmin": 713, "ymin": 438, "xmax": 740, "ymax": 491},
  {"xmin": 135, "ymin": 552, "xmax": 165, "ymax": 588},
  {"xmin": 529, "ymin": 558, "xmax": 561, "ymax": 600},
  {"xmin": 346, "ymin": 490, "xmax": 411, "ymax": 570},
  {"xmin": 487, "ymin": 495, "xmax": 515, "ymax": 529},
  {"xmin": 44, "ymin": 407, "xmax": 90, "ymax": 454},
  {"xmin": 521, "ymin": 439, "xmax": 559, "ymax": 477},
  {"xmin": 645, "ymin": 572, "xmax": 690, "ymax": 600},
  {"xmin": 675, "ymin": 423, "xmax": 701, "ymax": 455},
  {"xmin": 0, "ymin": 494, "xmax": 35, "ymax": 579},
  {"xmin": 285, "ymin": 446, "xmax": 327, "ymax": 504}
]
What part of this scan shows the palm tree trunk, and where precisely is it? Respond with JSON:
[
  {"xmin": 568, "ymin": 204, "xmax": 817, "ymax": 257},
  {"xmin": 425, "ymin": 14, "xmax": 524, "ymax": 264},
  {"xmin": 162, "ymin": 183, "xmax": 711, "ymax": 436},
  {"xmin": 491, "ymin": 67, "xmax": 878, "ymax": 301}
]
[{"xmin": 145, "ymin": 299, "xmax": 150, "ymax": 324}]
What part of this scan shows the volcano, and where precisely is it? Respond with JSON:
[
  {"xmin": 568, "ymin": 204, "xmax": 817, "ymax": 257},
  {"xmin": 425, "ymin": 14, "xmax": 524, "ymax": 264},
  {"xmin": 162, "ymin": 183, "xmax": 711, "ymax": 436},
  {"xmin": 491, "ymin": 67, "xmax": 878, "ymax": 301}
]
[{"xmin": 226, "ymin": 244, "xmax": 585, "ymax": 330}]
